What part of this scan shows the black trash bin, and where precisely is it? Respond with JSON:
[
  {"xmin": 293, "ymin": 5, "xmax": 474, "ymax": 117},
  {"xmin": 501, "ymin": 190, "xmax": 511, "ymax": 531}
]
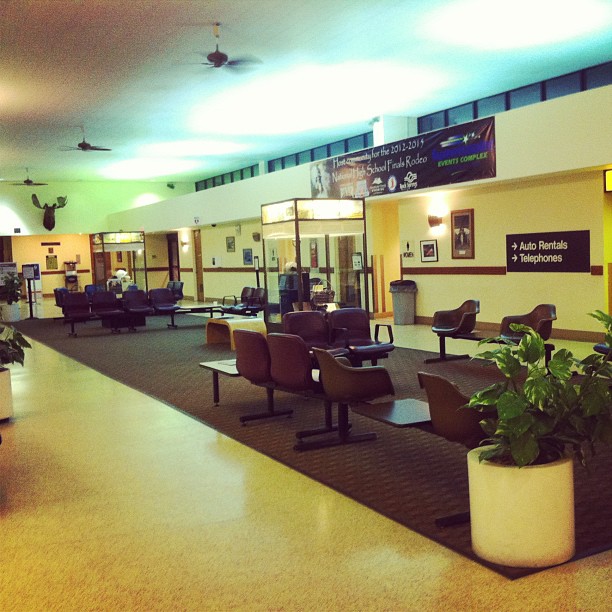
[{"xmin": 389, "ymin": 280, "xmax": 417, "ymax": 325}]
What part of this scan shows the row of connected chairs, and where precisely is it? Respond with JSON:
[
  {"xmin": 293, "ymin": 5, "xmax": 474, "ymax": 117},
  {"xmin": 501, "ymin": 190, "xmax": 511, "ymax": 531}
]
[
  {"xmin": 427, "ymin": 300, "xmax": 557, "ymax": 363},
  {"xmin": 234, "ymin": 326, "xmax": 489, "ymax": 454},
  {"xmin": 61, "ymin": 288, "xmax": 181, "ymax": 335},
  {"xmin": 283, "ymin": 308, "xmax": 395, "ymax": 366},
  {"xmin": 234, "ymin": 329, "xmax": 393, "ymax": 451},
  {"xmin": 222, "ymin": 286, "xmax": 265, "ymax": 316}
]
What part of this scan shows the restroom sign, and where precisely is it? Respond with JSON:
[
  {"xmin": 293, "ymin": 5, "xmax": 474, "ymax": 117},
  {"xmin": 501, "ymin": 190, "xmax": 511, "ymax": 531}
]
[{"xmin": 506, "ymin": 230, "xmax": 590, "ymax": 272}]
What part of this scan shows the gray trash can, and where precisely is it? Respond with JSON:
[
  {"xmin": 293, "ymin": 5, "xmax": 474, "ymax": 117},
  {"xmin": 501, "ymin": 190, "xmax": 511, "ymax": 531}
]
[{"xmin": 389, "ymin": 280, "xmax": 417, "ymax": 325}]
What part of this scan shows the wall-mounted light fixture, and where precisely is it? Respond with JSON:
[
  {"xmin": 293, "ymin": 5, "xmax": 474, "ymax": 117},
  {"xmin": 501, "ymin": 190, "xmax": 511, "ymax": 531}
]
[
  {"xmin": 428, "ymin": 215, "xmax": 444, "ymax": 227},
  {"xmin": 180, "ymin": 240, "xmax": 189, "ymax": 253}
]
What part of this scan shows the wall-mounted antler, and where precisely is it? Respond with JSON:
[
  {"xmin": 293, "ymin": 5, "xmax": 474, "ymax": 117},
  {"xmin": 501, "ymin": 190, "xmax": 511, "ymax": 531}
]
[{"xmin": 32, "ymin": 194, "xmax": 67, "ymax": 231}]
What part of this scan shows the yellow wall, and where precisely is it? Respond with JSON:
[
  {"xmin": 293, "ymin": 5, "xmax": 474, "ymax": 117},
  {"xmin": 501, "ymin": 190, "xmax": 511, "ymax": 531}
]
[
  {"xmin": 397, "ymin": 170, "xmax": 606, "ymax": 334},
  {"xmin": 10, "ymin": 233, "xmax": 93, "ymax": 296}
]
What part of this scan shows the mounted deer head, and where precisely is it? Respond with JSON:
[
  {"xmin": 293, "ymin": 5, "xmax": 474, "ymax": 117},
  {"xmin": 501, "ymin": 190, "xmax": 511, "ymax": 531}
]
[{"xmin": 32, "ymin": 194, "xmax": 67, "ymax": 231}]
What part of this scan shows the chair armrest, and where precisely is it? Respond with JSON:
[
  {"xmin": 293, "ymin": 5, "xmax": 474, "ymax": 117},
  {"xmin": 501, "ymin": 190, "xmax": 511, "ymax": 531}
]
[
  {"xmin": 330, "ymin": 326, "xmax": 349, "ymax": 346},
  {"xmin": 222, "ymin": 294, "xmax": 238, "ymax": 306},
  {"xmin": 341, "ymin": 367, "xmax": 395, "ymax": 401},
  {"xmin": 432, "ymin": 308, "xmax": 459, "ymax": 328},
  {"xmin": 374, "ymin": 323, "xmax": 394, "ymax": 343}
]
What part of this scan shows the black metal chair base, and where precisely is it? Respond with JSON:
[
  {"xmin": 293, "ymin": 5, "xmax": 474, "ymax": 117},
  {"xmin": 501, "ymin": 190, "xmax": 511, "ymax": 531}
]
[
  {"xmin": 294, "ymin": 431, "xmax": 376, "ymax": 451},
  {"xmin": 435, "ymin": 510, "xmax": 470, "ymax": 528},
  {"xmin": 424, "ymin": 353, "xmax": 470, "ymax": 364},
  {"xmin": 240, "ymin": 409, "xmax": 293, "ymax": 424},
  {"xmin": 293, "ymin": 402, "xmax": 376, "ymax": 451}
]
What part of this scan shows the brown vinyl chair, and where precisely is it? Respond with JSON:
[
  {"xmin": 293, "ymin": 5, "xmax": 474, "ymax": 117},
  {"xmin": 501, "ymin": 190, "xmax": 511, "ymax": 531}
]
[
  {"xmin": 417, "ymin": 371, "xmax": 488, "ymax": 527},
  {"xmin": 282, "ymin": 310, "xmax": 333, "ymax": 350},
  {"xmin": 425, "ymin": 299, "xmax": 480, "ymax": 364},
  {"xmin": 310, "ymin": 347, "xmax": 396, "ymax": 451},
  {"xmin": 233, "ymin": 329, "xmax": 292, "ymax": 424},
  {"xmin": 327, "ymin": 307, "xmax": 394, "ymax": 366},
  {"xmin": 417, "ymin": 372, "xmax": 486, "ymax": 449},
  {"xmin": 500, "ymin": 304, "xmax": 556, "ymax": 342},
  {"xmin": 499, "ymin": 304, "xmax": 557, "ymax": 363},
  {"xmin": 267, "ymin": 333, "xmax": 337, "ymax": 447}
]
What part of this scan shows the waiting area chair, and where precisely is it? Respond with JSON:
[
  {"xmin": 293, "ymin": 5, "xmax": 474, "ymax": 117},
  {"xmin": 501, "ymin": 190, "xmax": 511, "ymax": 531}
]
[
  {"xmin": 233, "ymin": 329, "xmax": 292, "ymax": 424},
  {"xmin": 327, "ymin": 307, "xmax": 394, "ymax": 366},
  {"xmin": 222, "ymin": 286, "xmax": 265, "ymax": 317},
  {"xmin": 62, "ymin": 291, "xmax": 95, "ymax": 336},
  {"xmin": 499, "ymin": 303, "xmax": 557, "ymax": 363},
  {"xmin": 166, "ymin": 281, "xmax": 184, "ymax": 301},
  {"xmin": 309, "ymin": 347, "xmax": 395, "ymax": 451},
  {"xmin": 417, "ymin": 371, "xmax": 489, "ymax": 527},
  {"xmin": 425, "ymin": 299, "xmax": 480, "ymax": 364},
  {"xmin": 149, "ymin": 287, "xmax": 181, "ymax": 328},
  {"xmin": 282, "ymin": 310, "xmax": 344, "ymax": 354}
]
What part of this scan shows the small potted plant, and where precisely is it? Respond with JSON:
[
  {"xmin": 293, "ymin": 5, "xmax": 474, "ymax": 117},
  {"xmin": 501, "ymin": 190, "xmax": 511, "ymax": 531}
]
[
  {"xmin": 466, "ymin": 310, "xmax": 612, "ymax": 568},
  {"xmin": 1, "ymin": 271, "xmax": 23, "ymax": 323},
  {"xmin": 0, "ymin": 324, "xmax": 31, "ymax": 420}
]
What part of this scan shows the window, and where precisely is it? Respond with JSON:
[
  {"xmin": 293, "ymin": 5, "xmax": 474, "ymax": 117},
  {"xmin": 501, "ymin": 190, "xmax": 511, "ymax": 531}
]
[
  {"xmin": 509, "ymin": 83, "xmax": 543, "ymax": 109},
  {"xmin": 545, "ymin": 72, "xmax": 581, "ymax": 100},
  {"xmin": 447, "ymin": 102, "xmax": 474, "ymax": 125}
]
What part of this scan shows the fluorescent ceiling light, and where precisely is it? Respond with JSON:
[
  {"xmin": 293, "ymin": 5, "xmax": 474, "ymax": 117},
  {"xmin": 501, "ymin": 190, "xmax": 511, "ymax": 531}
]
[
  {"xmin": 140, "ymin": 140, "xmax": 247, "ymax": 157},
  {"xmin": 101, "ymin": 158, "xmax": 200, "ymax": 180},
  {"xmin": 190, "ymin": 61, "xmax": 447, "ymax": 135},
  {"xmin": 423, "ymin": 0, "xmax": 612, "ymax": 49}
]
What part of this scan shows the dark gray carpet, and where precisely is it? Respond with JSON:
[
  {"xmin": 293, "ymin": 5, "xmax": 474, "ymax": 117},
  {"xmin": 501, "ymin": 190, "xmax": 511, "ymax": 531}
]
[{"xmin": 14, "ymin": 314, "xmax": 612, "ymax": 579}]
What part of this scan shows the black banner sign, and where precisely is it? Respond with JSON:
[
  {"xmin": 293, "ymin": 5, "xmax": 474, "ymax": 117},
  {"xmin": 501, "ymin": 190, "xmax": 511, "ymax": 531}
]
[
  {"xmin": 310, "ymin": 117, "xmax": 496, "ymax": 199},
  {"xmin": 506, "ymin": 231, "xmax": 590, "ymax": 273}
]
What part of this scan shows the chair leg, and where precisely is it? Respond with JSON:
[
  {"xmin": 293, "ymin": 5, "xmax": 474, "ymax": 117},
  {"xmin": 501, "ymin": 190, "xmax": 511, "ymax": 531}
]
[
  {"xmin": 424, "ymin": 335, "xmax": 470, "ymax": 364},
  {"xmin": 294, "ymin": 402, "xmax": 376, "ymax": 451},
  {"xmin": 295, "ymin": 400, "xmax": 339, "ymax": 439},
  {"xmin": 240, "ymin": 388, "xmax": 293, "ymax": 424},
  {"xmin": 167, "ymin": 312, "xmax": 177, "ymax": 329}
]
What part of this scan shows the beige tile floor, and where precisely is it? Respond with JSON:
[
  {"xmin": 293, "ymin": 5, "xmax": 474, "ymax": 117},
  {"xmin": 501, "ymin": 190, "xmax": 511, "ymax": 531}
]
[{"xmin": 0, "ymin": 300, "xmax": 610, "ymax": 610}]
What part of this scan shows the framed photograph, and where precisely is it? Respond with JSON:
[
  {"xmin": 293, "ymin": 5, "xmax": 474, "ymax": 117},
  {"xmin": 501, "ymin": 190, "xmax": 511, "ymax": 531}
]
[
  {"xmin": 226, "ymin": 236, "xmax": 235, "ymax": 252},
  {"xmin": 243, "ymin": 248, "xmax": 253, "ymax": 265},
  {"xmin": 420, "ymin": 239, "xmax": 438, "ymax": 262},
  {"xmin": 451, "ymin": 209, "xmax": 474, "ymax": 259}
]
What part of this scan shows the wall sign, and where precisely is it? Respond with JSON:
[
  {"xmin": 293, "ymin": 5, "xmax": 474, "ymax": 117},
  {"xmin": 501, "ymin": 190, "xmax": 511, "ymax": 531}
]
[
  {"xmin": 506, "ymin": 231, "xmax": 590, "ymax": 272},
  {"xmin": 310, "ymin": 117, "xmax": 496, "ymax": 199}
]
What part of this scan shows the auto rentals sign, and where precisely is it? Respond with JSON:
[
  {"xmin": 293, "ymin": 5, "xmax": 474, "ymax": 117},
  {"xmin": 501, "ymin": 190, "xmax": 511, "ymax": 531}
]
[{"xmin": 310, "ymin": 117, "xmax": 496, "ymax": 199}]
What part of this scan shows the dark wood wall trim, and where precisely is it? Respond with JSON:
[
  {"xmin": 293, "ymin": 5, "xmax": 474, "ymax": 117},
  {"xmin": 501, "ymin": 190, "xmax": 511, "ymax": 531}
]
[
  {"xmin": 203, "ymin": 267, "xmax": 258, "ymax": 273},
  {"xmin": 41, "ymin": 269, "xmax": 91, "ymax": 275},
  {"xmin": 401, "ymin": 266, "xmax": 507, "ymax": 275},
  {"xmin": 402, "ymin": 265, "xmax": 604, "ymax": 276}
]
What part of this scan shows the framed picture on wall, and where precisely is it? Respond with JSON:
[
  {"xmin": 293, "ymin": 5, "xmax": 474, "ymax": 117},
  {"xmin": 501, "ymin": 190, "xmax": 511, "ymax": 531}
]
[
  {"xmin": 420, "ymin": 239, "xmax": 438, "ymax": 262},
  {"xmin": 243, "ymin": 248, "xmax": 253, "ymax": 265},
  {"xmin": 226, "ymin": 236, "xmax": 235, "ymax": 252},
  {"xmin": 451, "ymin": 209, "xmax": 474, "ymax": 259}
]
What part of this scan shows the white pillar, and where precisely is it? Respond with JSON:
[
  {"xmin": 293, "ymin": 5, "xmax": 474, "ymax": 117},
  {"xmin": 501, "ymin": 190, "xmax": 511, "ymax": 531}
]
[{"xmin": 372, "ymin": 115, "xmax": 418, "ymax": 146}]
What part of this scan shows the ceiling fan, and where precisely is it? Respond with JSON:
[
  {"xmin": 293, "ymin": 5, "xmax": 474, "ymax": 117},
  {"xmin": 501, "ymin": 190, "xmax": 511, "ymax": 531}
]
[
  {"xmin": 11, "ymin": 168, "xmax": 48, "ymax": 186},
  {"xmin": 60, "ymin": 127, "xmax": 111, "ymax": 152},
  {"xmin": 200, "ymin": 22, "xmax": 260, "ymax": 69}
]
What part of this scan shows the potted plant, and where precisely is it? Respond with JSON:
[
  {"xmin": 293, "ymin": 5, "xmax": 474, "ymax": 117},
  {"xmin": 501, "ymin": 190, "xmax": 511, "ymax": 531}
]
[
  {"xmin": 1, "ymin": 271, "xmax": 23, "ymax": 323},
  {"xmin": 0, "ymin": 324, "xmax": 31, "ymax": 421},
  {"xmin": 466, "ymin": 310, "xmax": 612, "ymax": 568}
]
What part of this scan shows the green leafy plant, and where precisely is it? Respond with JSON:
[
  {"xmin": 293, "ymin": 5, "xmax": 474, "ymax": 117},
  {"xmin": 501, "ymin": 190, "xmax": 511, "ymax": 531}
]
[
  {"xmin": 468, "ymin": 310, "xmax": 612, "ymax": 467},
  {"xmin": 0, "ymin": 325, "xmax": 31, "ymax": 367},
  {"xmin": 1, "ymin": 271, "xmax": 23, "ymax": 305}
]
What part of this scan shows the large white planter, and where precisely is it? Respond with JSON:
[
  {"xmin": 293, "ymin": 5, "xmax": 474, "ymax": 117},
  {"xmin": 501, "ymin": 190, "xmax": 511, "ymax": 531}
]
[
  {"xmin": 467, "ymin": 446, "xmax": 575, "ymax": 568},
  {"xmin": 0, "ymin": 303, "xmax": 20, "ymax": 323},
  {"xmin": 0, "ymin": 367, "xmax": 14, "ymax": 420}
]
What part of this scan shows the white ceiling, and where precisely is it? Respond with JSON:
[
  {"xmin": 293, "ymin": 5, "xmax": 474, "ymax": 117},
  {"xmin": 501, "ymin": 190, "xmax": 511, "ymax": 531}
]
[{"xmin": 1, "ymin": 0, "xmax": 611, "ymax": 186}]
